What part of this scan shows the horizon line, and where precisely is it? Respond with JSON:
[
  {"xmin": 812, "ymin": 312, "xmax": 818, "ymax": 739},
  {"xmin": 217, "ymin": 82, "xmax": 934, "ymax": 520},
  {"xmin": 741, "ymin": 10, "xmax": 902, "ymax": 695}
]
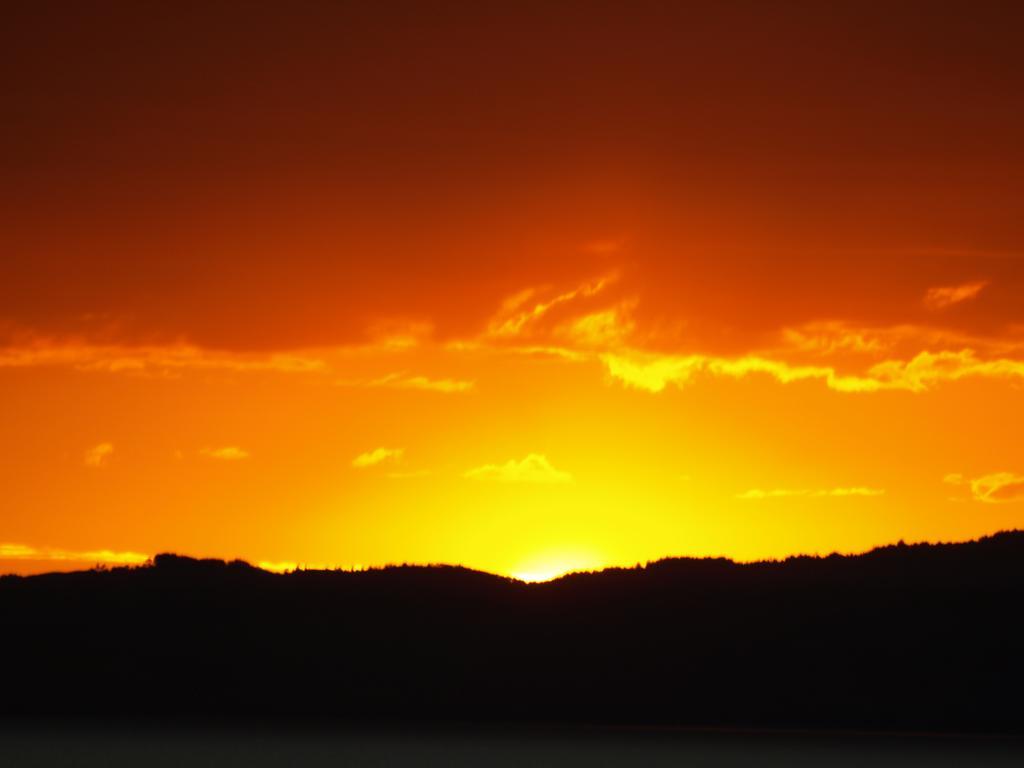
[{"xmin": 2, "ymin": 528, "xmax": 1020, "ymax": 584}]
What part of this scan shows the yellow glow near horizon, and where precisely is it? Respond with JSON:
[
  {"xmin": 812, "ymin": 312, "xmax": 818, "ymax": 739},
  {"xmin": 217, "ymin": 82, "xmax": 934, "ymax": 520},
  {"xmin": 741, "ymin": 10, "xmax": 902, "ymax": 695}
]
[
  {"xmin": 2, "ymin": 333, "xmax": 1024, "ymax": 578},
  {"xmin": 510, "ymin": 550, "xmax": 609, "ymax": 583},
  {"xmin": 4, "ymin": 2, "xmax": 1024, "ymax": 579}
]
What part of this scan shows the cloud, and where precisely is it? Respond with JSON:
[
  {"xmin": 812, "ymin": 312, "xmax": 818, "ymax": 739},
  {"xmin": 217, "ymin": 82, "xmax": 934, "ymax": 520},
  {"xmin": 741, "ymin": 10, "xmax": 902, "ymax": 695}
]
[
  {"xmin": 943, "ymin": 471, "xmax": 1024, "ymax": 502},
  {"xmin": 923, "ymin": 280, "xmax": 988, "ymax": 311},
  {"xmin": 468, "ymin": 285, "xmax": 1024, "ymax": 398},
  {"xmin": 200, "ymin": 446, "xmax": 250, "ymax": 461},
  {"xmin": 601, "ymin": 353, "xmax": 705, "ymax": 393},
  {"xmin": 861, "ymin": 350, "xmax": 1024, "ymax": 392},
  {"xmin": 554, "ymin": 301, "xmax": 637, "ymax": 348},
  {"xmin": 601, "ymin": 348, "xmax": 1024, "ymax": 394},
  {"xmin": 339, "ymin": 372, "xmax": 474, "ymax": 393},
  {"xmin": 0, "ymin": 341, "xmax": 325, "ymax": 376},
  {"xmin": 486, "ymin": 275, "xmax": 614, "ymax": 340},
  {"xmin": 781, "ymin": 322, "xmax": 888, "ymax": 355},
  {"xmin": 84, "ymin": 442, "xmax": 114, "ymax": 468},
  {"xmin": 352, "ymin": 447, "xmax": 404, "ymax": 468},
  {"xmin": 601, "ymin": 352, "xmax": 850, "ymax": 393},
  {"xmin": 0, "ymin": 542, "xmax": 149, "ymax": 566},
  {"xmin": 464, "ymin": 453, "xmax": 572, "ymax": 484},
  {"xmin": 948, "ymin": 472, "xmax": 1024, "ymax": 503},
  {"xmin": 737, "ymin": 487, "xmax": 885, "ymax": 500},
  {"xmin": 365, "ymin": 320, "xmax": 434, "ymax": 350},
  {"xmin": 780, "ymin": 322, "xmax": 1024, "ymax": 361}
]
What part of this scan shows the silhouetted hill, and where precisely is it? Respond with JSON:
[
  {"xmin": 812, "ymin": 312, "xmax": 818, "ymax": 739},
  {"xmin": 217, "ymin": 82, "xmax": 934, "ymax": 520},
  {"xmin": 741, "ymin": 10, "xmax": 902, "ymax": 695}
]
[{"xmin": 2, "ymin": 532, "xmax": 1024, "ymax": 732}]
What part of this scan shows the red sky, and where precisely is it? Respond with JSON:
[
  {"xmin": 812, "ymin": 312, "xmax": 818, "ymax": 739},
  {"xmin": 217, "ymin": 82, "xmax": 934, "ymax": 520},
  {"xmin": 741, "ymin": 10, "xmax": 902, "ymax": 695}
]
[{"xmin": 2, "ymin": 1, "xmax": 1023, "ymax": 578}]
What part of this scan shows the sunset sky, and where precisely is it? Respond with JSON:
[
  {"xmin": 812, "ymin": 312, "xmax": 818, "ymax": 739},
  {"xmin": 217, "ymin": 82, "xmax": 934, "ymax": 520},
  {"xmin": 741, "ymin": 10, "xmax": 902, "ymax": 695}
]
[{"xmin": 2, "ymin": 1, "xmax": 1023, "ymax": 579}]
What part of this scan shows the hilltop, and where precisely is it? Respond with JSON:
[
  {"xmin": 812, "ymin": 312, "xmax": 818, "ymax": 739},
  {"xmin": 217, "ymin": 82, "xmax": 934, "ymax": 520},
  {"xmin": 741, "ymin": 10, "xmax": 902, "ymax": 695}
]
[{"xmin": 2, "ymin": 532, "xmax": 1023, "ymax": 732}]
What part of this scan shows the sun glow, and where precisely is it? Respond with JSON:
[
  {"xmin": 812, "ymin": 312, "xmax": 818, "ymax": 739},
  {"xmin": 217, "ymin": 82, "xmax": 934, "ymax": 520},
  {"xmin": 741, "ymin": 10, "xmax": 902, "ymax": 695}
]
[
  {"xmin": 512, "ymin": 551, "xmax": 606, "ymax": 583},
  {"xmin": 3, "ymin": 2, "xmax": 1024, "ymax": 581}
]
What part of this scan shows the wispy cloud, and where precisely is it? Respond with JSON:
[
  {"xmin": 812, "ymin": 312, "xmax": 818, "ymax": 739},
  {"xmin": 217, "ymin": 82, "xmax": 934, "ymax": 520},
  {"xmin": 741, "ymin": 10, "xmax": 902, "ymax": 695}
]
[
  {"xmin": 352, "ymin": 447, "xmax": 404, "ymax": 468},
  {"xmin": 781, "ymin": 321, "xmax": 1024, "ymax": 360},
  {"xmin": 601, "ymin": 348, "xmax": 1024, "ymax": 394},
  {"xmin": 84, "ymin": 442, "xmax": 114, "ymax": 468},
  {"xmin": 464, "ymin": 453, "xmax": 572, "ymax": 484},
  {"xmin": 946, "ymin": 472, "xmax": 1024, "ymax": 503},
  {"xmin": 0, "ymin": 542, "xmax": 149, "ymax": 566},
  {"xmin": 365, "ymin": 320, "xmax": 434, "ymax": 350},
  {"xmin": 972, "ymin": 473, "xmax": 1024, "ymax": 503},
  {"xmin": 923, "ymin": 280, "xmax": 988, "ymax": 310},
  {"xmin": 486, "ymin": 275, "xmax": 614, "ymax": 340},
  {"xmin": 0, "ymin": 341, "xmax": 325, "ymax": 376},
  {"xmin": 469, "ymin": 281, "xmax": 1024, "ymax": 398},
  {"xmin": 601, "ymin": 353, "xmax": 705, "ymax": 393},
  {"xmin": 338, "ymin": 372, "xmax": 474, "ymax": 393},
  {"xmin": 200, "ymin": 446, "xmax": 250, "ymax": 461},
  {"xmin": 737, "ymin": 487, "xmax": 885, "ymax": 500},
  {"xmin": 554, "ymin": 301, "xmax": 637, "ymax": 348},
  {"xmin": 782, "ymin": 322, "xmax": 888, "ymax": 355}
]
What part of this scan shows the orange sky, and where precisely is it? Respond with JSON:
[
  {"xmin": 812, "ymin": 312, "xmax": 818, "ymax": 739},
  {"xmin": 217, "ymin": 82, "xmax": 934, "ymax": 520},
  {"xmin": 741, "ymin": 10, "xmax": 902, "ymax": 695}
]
[{"xmin": 2, "ymin": 2, "xmax": 1023, "ymax": 578}]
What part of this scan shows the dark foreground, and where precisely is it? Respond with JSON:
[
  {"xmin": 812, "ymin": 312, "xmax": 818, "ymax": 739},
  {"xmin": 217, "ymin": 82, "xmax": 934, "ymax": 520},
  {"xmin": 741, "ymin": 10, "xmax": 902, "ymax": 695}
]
[
  {"xmin": 3, "ymin": 724, "xmax": 1023, "ymax": 768},
  {"xmin": 2, "ymin": 532, "xmax": 1023, "ymax": 732}
]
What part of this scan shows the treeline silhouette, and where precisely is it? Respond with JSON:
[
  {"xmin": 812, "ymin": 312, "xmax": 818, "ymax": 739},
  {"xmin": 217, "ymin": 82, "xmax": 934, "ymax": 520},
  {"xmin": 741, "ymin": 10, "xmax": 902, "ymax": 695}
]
[{"xmin": 2, "ymin": 532, "xmax": 1023, "ymax": 732}]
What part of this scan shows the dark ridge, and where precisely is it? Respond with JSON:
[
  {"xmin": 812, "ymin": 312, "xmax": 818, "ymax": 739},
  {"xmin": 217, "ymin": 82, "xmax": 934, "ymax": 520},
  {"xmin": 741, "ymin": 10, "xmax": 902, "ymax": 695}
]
[{"xmin": 2, "ymin": 531, "xmax": 1023, "ymax": 732}]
